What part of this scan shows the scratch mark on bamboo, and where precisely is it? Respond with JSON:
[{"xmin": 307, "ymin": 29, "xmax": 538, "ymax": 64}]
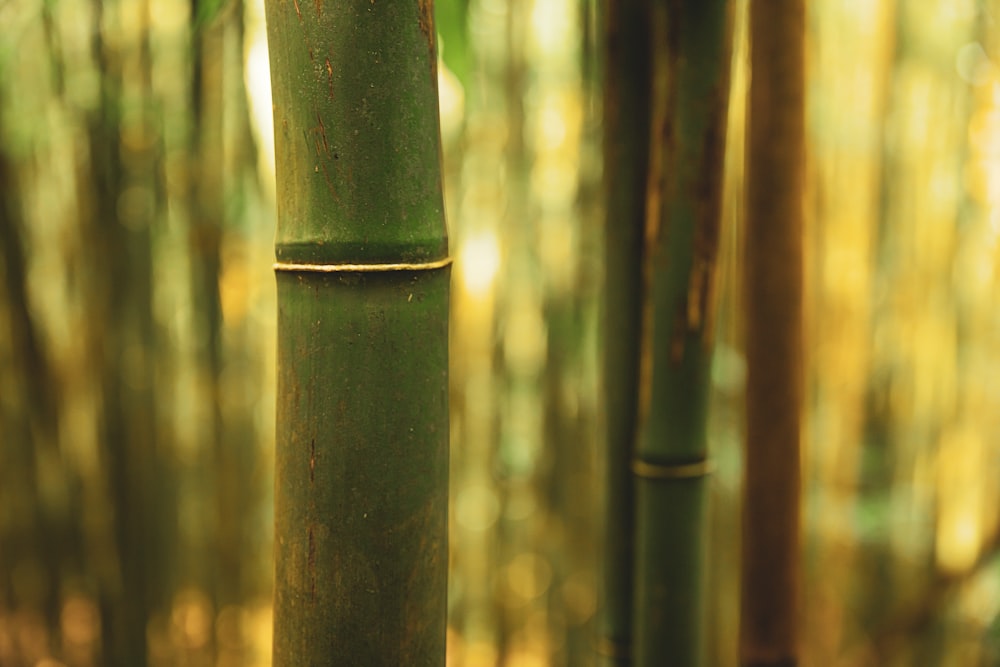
[
  {"xmin": 314, "ymin": 0, "xmax": 322, "ymax": 17},
  {"xmin": 637, "ymin": 295, "xmax": 654, "ymax": 424},
  {"xmin": 325, "ymin": 58, "xmax": 335, "ymax": 100},
  {"xmin": 319, "ymin": 160, "xmax": 340, "ymax": 202},
  {"xmin": 636, "ymin": 4, "xmax": 673, "ymax": 421},
  {"xmin": 315, "ymin": 113, "xmax": 330, "ymax": 156},
  {"xmin": 686, "ymin": 259, "xmax": 705, "ymax": 330},
  {"xmin": 687, "ymin": 75, "xmax": 728, "ymax": 348},
  {"xmin": 309, "ymin": 438, "xmax": 315, "ymax": 483},
  {"xmin": 293, "ymin": 0, "xmax": 302, "ymax": 21},
  {"xmin": 307, "ymin": 524, "xmax": 316, "ymax": 601},
  {"xmin": 417, "ymin": 0, "xmax": 437, "ymax": 73}
]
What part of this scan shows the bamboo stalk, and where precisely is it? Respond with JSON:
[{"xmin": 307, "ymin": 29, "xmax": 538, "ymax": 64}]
[
  {"xmin": 632, "ymin": 2, "xmax": 733, "ymax": 665},
  {"xmin": 264, "ymin": 1, "xmax": 450, "ymax": 663},
  {"xmin": 599, "ymin": 0, "xmax": 651, "ymax": 663},
  {"xmin": 740, "ymin": 0, "xmax": 805, "ymax": 665}
]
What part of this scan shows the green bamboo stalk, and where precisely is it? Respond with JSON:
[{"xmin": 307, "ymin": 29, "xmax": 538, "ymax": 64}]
[
  {"xmin": 631, "ymin": 1, "xmax": 733, "ymax": 665},
  {"xmin": 599, "ymin": 0, "xmax": 650, "ymax": 663},
  {"xmin": 264, "ymin": 1, "xmax": 450, "ymax": 664},
  {"xmin": 84, "ymin": 1, "xmax": 164, "ymax": 662},
  {"xmin": 740, "ymin": 1, "xmax": 805, "ymax": 665}
]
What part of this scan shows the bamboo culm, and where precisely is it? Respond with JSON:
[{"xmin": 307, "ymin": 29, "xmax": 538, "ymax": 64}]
[
  {"xmin": 599, "ymin": 0, "xmax": 651, "ymax": 663},
  {"xmin": 631, "ymin": 1, "xmax": 733, "ymax": 665},
  {"xmin": 264, "ymin": 0, "xmax": 450, "ymax": 663},
  {"xmin": 741, "ymin": 0, "xmax": 805, "ymax": 665}
]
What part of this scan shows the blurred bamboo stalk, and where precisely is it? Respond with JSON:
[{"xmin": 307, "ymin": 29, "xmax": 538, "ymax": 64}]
[
  {"xmin": 0, "ymin": 110, "xmax": 73, "ymax": 650},
  {"xmin": 741, "ymin": 0, "xmax": 805, "ymax": 665},
  {"xmin": 631, "ymin": 1, "xmax": 733, "ymax": 665},
  {"xmin": 1, "ymin": 0, "xmax": 267, "ymax": 663},
  {"xmin": 84, "ymin": 0, "xmax": 167, "ymax": 662},
  {"xmin": 265, "ymin": 0, "xmax": 450, "ymax": 662},
  {"xmin": 803, "ymin": 0, "xmax": 892, "ymax": 659},
  {"xmin": 598, "ymin": 0, "xmax": 650, "ymax": 662}
]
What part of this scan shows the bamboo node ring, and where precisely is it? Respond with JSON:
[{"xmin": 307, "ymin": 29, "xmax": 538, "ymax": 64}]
[
  {"xmin": 632, "ymin": 457, "xmax": 713, "ymax": 480},
  {"xmin": 273, "ymin": 257, "xmax": 452, "ymax": 273}
]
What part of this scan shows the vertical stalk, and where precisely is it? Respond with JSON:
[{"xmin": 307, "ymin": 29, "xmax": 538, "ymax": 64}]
[
  {"xmin": 741, "ymin": 1, "xmax": 805, "ymax": 665},
  {"xmin": 0, "ymin": 120, "xmax": 67, "ymax": 640},
  {"xmin": 189, "ymin": 0, "xmax": 227, "ymax": 611},
  {"xmin": 264, "ymin": 0, "xmax": 450, "ymax": 664},
  {"xmin": 599, "ymin": 0, "xmax": 650, "ymax": 663},
  {"xmin": 632, "ymin": 1, "xmax": 733, "ymax": 665},
  {"xmin": 86, "ymin": 0, "xmax": 163, "ymax": 661}
]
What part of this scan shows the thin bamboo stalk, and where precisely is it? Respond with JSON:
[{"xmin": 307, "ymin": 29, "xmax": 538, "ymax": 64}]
[
  {"xmin": 599, "ymin": 0, "xmax": 651, "ymax": 663},
  {"xmin": 740, "ymin": 0, "xmax": 805, "ymax": 665},
  {"xmin": 632, "ymin": 2, "xmax": 733, "ymax": 665},
  {"xmin": 84, "ymin": 1, "xmax": 164, "ymax": 661},
  {"xmin": 264, "ymin": 1, "xmax": 450, "ymax": 663}
]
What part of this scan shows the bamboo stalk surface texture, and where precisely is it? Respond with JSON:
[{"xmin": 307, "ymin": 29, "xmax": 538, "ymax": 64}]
[
  {"xmin": 741, "ymin": 1, "xmax": 805, "ymax": 665},
  {"xmin": 632, "ymin": 1, "xmax": 732, "ymax": 666},
  {"xmin": 264, "ymin": 0, "xmax": 449, "ymax": 664},
  {"xmin": 599, "ymin": 0, "xmax": 651, "ymax": 663}
]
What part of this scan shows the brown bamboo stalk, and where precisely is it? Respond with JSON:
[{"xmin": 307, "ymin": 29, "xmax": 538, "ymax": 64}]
[{"xmin": 741, "ymin": 1, "xmax": 806, "ymax": 665}]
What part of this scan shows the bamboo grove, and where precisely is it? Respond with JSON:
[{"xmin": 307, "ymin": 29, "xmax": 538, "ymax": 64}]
[
  {"xmin": 0, "ymin": 1, "xmax": 271, "ymax": 664},
  {"xmin": 262, "ymin": 0, "xmax": 805, "ymax": 662},
  {"xmin": 2, "ymin": 0, "xmax": 999, "ymax": 665},
  {"xmin": 598, "ymin": 0, "xmax": 803, "ymax": 665}
]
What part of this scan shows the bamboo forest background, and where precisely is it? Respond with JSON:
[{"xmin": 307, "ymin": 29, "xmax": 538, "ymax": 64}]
[{"xmin": 1, "ymin": 0, "xmax": 998, "ymax": 665}]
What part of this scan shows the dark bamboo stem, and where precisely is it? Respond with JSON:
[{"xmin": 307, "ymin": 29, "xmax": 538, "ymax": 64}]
[
  {"xmin": 598, "ymin": 0, "xmax": 651, "ymax": 663},
  {"xmin": 741, "ymin": 0, "xmax": 805, "ymax": 665},
  {"xmin": 631, "ymin": 1, "xmax": 733, "ymax": 665}
]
